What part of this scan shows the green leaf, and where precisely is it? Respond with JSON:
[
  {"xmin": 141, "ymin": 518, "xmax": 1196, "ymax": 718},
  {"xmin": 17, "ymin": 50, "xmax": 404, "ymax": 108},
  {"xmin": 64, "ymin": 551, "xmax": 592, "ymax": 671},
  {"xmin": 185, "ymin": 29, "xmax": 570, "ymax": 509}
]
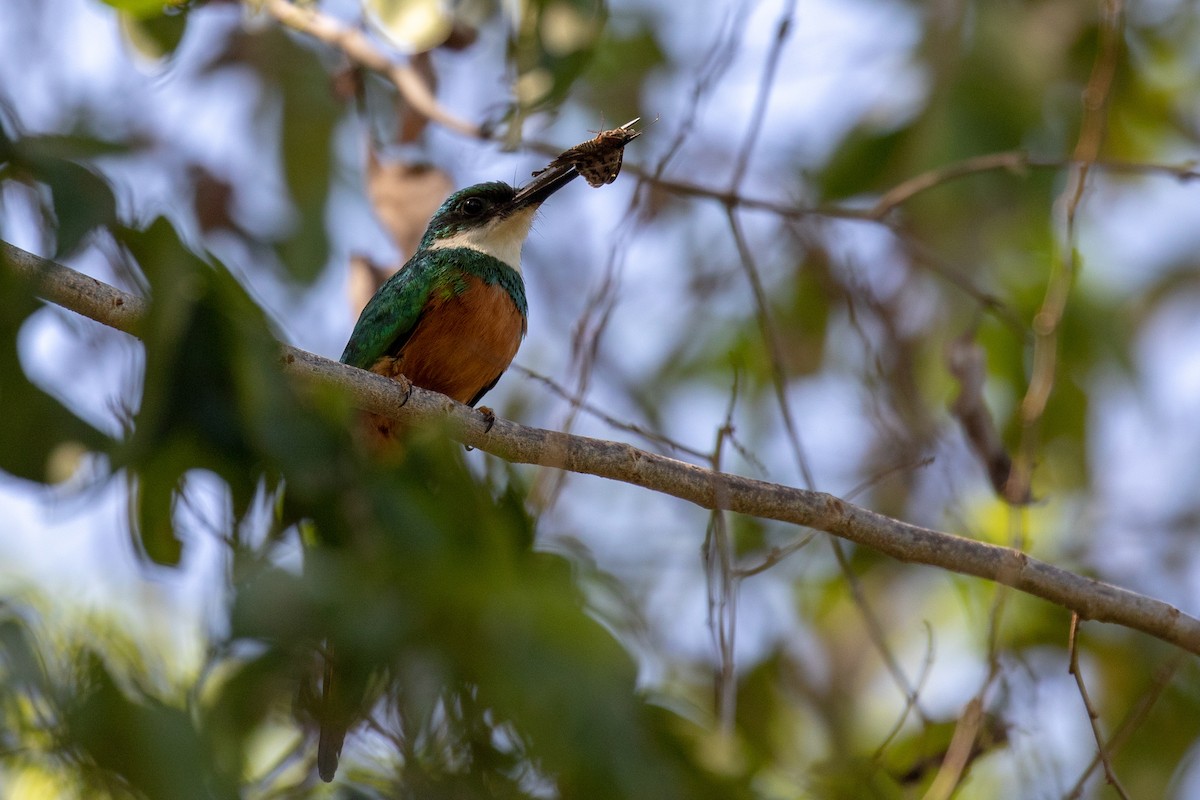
[
  {"xmin": 364, "ymin": 0, "xmax": 455, "ymax": 53},
  {"xmin": 580, "ymin": 19, "xmax": 664, "ymax": 124},
  {"xmin": 68, "ymin": 654, "xmax": 236, "ymax": 800},
  {"xmin": 0, "ymin": 254, "xmax": 106, "ymax": 483},
  {"xmin": 1, "ymin": 132, "xmax": 123, "ymax": 256},
  {"xmin": 510, "ymin": 0, "xmax": 609, "ymax": 112},
  {"xmin": 97, "ymin": 0, "xmax": 187, "ymax": 20},
  {"xmin": 119, "ymin": 9, "xmax": 190, "ymax": 60}
]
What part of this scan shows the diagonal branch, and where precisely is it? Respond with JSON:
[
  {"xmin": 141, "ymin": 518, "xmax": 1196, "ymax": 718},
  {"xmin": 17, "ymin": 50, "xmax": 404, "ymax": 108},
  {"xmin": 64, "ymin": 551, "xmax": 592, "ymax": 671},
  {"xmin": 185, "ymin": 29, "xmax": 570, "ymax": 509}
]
[
  {"xmin": 5, "ymin": 239, "xmax": 1200, "ymax": 657},
  {"xmin": 263, "ymin": 0, "xmax": 481, "ymax": 139}
]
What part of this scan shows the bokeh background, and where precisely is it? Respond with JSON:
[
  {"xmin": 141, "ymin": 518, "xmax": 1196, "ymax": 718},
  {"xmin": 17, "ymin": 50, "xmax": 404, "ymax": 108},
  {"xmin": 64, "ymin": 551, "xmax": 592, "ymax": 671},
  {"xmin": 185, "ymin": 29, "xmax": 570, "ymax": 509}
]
[{"xmin": 3, "ymin": 0, "xmax": 1200, "ymax": 797}]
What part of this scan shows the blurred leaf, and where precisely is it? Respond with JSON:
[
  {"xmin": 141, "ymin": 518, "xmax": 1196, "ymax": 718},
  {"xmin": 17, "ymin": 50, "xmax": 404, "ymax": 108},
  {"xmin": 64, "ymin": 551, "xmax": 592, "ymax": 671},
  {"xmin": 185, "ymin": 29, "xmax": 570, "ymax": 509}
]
[
  {"xmin": 46, "ymin": 161, "xmax": 120, "ymax": 258},
  {"xmin": 365, "ymin": 0, "xmax": 455, "ymax": 53},
  {"xmin": 0, "ymin": 132, "xmax": 122, "ymax": 257},
  {"xmin": 0, "ymin": 254, "xmax": 106, "ymax": 483},
  {"xmin": 510, "ymin": 0, "xmax": 608, "ymax": 112},
  {"xmin": 817, "ymin": 124, "xmax": 910, "ymax": 201},
  {"xmin": 118, "ymin": 9, "xmax": 190, "ymax": 61},
  {"xmin": 113, "ymin": 217, "xmax": 350, "ymax": 562},
  {"xmin": 68, "ymin": 654, "xmax": 235, "ymax": 800},
  {"xmin": 580, "ymin": 18, "xmax": 663, "ymax": 124},
  {"xmin": 205, "ymin": 27, "xmax": 340, "ymax": 283},
  {"xmin": 99, "ymin": 0, "xmax": 188, "ymax": 19},
  {"xmin": 229, "ymin": 435, "xmax": 747, "ymax": 798}
]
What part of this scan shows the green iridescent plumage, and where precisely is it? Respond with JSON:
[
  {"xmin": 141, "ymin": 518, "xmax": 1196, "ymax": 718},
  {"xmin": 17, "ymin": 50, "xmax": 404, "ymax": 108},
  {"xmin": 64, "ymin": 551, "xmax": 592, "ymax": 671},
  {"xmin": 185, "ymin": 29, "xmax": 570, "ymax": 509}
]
[
  {"xmin": 339, "ymin": 182, "xmax": 530, "ymax": 371},
  {"xmin": 340, "ymin": 247, "xmax": 527, "ymax": 369}
]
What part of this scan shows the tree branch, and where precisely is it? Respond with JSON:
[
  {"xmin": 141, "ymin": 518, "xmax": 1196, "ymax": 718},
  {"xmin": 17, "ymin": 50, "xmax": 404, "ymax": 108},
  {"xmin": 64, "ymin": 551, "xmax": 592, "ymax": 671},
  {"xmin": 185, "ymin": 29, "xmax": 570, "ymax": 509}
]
[
  {"xmin": 5, "ymin": 239, "xmax": 1200, "ymax": 657},
  {"xmin": 262, "ymin": 0, "xmax": 481, "ymax": 139}
]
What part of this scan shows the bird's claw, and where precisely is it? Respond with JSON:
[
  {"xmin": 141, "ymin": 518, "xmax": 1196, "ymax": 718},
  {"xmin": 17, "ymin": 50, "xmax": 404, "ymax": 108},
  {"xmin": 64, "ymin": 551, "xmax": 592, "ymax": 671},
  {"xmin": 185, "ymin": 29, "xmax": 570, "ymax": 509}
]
[{"xmin": 477, "ymin": 406, "xmax": 497, "ymax": 434}]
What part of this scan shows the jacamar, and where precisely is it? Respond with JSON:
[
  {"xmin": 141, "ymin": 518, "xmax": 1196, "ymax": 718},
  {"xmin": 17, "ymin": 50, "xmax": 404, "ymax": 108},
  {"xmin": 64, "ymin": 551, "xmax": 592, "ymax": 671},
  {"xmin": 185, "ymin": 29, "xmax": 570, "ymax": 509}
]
[
  {"xmin": 318, "ymin": 167, "xmax": 580, "ymax": 781},
  {"xmin": 338, "ymin": 169, "xmax": 581, "ymax": 440}
]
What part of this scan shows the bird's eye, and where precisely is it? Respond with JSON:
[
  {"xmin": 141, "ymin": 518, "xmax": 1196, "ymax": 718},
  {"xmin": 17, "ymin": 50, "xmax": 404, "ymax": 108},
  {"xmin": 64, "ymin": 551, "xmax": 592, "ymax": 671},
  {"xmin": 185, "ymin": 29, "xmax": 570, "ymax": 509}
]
[{"xmin": 461, "ymin": 197, "xmax": 486, "ymax": 216}]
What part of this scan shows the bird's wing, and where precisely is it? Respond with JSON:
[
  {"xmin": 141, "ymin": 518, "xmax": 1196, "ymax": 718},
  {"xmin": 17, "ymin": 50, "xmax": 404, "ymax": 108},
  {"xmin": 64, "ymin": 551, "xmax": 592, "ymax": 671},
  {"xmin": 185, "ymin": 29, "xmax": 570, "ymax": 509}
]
[{"xmin": 339, "ymin": 258, "xmax": 433, "ymax": 369}]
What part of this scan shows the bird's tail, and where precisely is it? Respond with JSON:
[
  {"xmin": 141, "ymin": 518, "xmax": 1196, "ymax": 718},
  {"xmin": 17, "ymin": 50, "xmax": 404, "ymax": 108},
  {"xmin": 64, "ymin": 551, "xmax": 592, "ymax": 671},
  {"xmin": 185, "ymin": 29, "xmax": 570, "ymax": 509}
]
[{"xmin": 317, "ymin": 646, "xmax": 346, "ymax": 782}]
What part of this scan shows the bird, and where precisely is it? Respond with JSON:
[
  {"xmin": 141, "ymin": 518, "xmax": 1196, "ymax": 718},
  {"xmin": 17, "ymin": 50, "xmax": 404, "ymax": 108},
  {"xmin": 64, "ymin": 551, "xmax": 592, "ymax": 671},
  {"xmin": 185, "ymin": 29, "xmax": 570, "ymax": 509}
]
[
  {"xmin": 338, "ymin": 172, "xmax": 580, "ymax": 442},
  {"xmin": 318, "ymin": 168, "xmax": 579, "ymax": 781}
]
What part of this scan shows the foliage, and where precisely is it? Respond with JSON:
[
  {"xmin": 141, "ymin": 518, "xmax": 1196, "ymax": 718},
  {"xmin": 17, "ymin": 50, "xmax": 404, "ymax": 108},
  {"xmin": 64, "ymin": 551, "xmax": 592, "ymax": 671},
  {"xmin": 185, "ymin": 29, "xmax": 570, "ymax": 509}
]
[{"xmin": 3, "ymin": 0, "xmax": 1200, "ymax": 798}]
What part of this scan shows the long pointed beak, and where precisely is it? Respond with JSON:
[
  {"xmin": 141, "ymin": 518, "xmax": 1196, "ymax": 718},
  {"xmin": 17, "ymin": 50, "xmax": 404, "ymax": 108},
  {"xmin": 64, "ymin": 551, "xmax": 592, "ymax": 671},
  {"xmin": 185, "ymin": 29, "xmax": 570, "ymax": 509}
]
[
  {"xmin": 511, "ymin": 163, "xmax": 580, "ymax": 209},
  {"xmin": 510, "ymin": 117, "xmax": 642, "ymax": 209}
]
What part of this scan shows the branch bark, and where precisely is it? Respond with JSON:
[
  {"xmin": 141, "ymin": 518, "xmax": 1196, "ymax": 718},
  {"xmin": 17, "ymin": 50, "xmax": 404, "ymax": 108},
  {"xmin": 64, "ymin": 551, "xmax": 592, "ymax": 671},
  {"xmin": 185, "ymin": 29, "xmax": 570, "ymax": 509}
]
[{"xmin": 5, "ymin": 239, "xmax": 1200, "ymax": 657}]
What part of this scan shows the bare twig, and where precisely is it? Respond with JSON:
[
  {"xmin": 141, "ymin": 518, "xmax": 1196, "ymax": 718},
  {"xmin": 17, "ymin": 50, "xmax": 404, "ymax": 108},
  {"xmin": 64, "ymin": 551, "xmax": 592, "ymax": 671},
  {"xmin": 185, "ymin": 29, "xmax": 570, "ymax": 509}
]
[
  {"xmin": 263, "ymin": 0, "xmax": 481, "ymax": 138},
  {"xmin": 1009, "ymin": 0, "xmax": 1125, "ymax": 502},
  {"xmin": 649, "ymin": 0, "xmax": 747, "ymax": 181},
  {"xmin": 1068, "ymin": 614, "xmax": 1131, "ymax": 799},
  {"xmin": 628, "ymin": 154, "xmax": 1200, "ymax": 227},
  {"xmin": 727, "ymin": 0, "xmax": 795, "ymax": 191},
  {"xmin": 724, "ymin": 208, "xmax": 815, "ymax": 489},
  {"xmin": 7, "ymin": 241, "xmax": 1200, "ymax": 657},
  {"xmin": 720, "ymin": 0, "xmax": 812, "ymax": 489},
  {"xmin": 923, "ymin": 697, "xmax": 985, "ymax": 800},
  {"xmin": 830, "ymin": 538, "xmax": 930, "ymax": 726},
  {"xmin": 872, "ymin": 622, "xmax": 937, "ymax": 761},
  {"xmin": 733, "ymin": 531, "xmax": 816, "ymax": 577},
  {"xmin": 870, "ymin": 151, "xmax": 1031, "ymax": 219},
  {"xmin": 843, "ymin": 456, "xmax": 934, "ymax": 503},
  {"xmin": 704, "ymin": 374, "xmax": 742, "ymax": 734},
  {"xmin": 1064, "ymin": 652, "xmax": 1186, "ymax": 798},
  {"xmin": 527, "ymin": 225, "xmax": 622, "ymax": 514},
  {"xmin": 511, "ymin": 364, "xmax": 709, "ymax": 461}
]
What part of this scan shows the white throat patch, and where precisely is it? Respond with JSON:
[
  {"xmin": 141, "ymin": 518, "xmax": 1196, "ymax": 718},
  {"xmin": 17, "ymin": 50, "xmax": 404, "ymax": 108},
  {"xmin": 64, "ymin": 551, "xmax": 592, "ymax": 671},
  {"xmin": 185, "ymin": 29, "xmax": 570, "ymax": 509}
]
[{"xmin": 426, "ymin": 205, "xmax": 538, "ymax": 273}]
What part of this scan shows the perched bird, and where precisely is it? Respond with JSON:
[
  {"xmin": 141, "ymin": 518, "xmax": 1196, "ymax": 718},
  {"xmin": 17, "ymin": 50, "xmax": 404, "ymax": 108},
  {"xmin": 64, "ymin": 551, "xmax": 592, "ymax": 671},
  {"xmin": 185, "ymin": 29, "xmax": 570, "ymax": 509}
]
[
  {"xmin": 319, "ymin": 169, "xmax": 578, "ymax": 781},
  {"xmin": 338, "ymin": 173, "xmax": 578, "ymax": 442}
]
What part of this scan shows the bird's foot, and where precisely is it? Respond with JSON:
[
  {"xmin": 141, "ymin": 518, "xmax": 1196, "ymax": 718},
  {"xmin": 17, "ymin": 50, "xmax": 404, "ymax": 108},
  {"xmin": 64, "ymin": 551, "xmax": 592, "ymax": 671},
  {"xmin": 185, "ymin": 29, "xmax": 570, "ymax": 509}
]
[
  {"xmin": 477, "ymin": 406, "xmax": 497, "ymax": 434},
  {"xmin": 398, "ymin": 376, "xmax": 413, "ymax": 407}
]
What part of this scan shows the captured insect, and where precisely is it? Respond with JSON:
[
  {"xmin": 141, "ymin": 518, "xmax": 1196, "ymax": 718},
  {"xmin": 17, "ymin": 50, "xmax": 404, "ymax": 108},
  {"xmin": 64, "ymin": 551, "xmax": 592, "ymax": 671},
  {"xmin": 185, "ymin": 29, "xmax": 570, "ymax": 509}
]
[{"xmin": 533, "ymin": 118, "xmax": 642, "ymax": 188}]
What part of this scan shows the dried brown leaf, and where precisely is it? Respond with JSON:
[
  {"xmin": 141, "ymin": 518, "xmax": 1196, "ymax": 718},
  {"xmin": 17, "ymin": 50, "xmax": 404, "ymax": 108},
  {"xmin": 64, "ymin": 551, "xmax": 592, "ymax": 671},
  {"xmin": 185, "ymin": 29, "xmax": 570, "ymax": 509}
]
[
  {"xmin": 347, "ymin": 253, "xmax": 396, "ymax": 318},
  {"xmin": 366, "ymin": 154, "xmax": 453, "ymax": 258}
]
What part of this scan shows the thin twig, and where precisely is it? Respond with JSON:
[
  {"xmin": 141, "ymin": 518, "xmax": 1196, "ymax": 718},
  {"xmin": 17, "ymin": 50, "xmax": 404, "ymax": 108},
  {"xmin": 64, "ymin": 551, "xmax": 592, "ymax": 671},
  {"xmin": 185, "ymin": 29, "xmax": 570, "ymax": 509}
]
[
  {"xmin": 724, "ymin": 208, "xmax": 815, "ymax": 489},
  {"xmin": 872, "ymin": 621, "xmax": 937, "ymax": 761},
  {"xmin": 870, "ymin": 151, "xmax": 1031, "ymax": 218},
  {"xmin": 734, "ymin": 532, "xmax": 816, "ymax": 577},
  {"xmin": 1009, "ymin": 0, "xmax": 1125, "ymax": 502},
  {"xmin": 1068, "ymin": 614, "xmax": 1131, "ymax": 799},
  {"xmin": 843, "ymin": 456, "xmax": 934, "ymax": 503},
  {"xmin": 727, "ymin": 0, "xmax": 795, "ymax": 191},
  {"xmin": 1064, "ymin": 652, "xmax": 1186, "ymax": 799},
  {"xmin": 649, "ymin": 0, "xmax": 749, "ymax": 181},
  {"xmin": 263, "ymin": 0, "xmax": 481, "ymax": 138},
  {"xmin": 704, "ymin": 374, "xmax": 741, "ymax": 734},
  {"xmin": 511, "ymin": 363, "xmax": 709, "ymax": 461},
  {"xmin": 922, "ymin": 697, "xmax": 985, "ymax": 800},
  {"xmin": 830, "ymin": 538, "xmax": 929, "ymax": 726},
  {"xmin": 627, "ymin": 154, "xmax": 1200, "ymax": 227}
]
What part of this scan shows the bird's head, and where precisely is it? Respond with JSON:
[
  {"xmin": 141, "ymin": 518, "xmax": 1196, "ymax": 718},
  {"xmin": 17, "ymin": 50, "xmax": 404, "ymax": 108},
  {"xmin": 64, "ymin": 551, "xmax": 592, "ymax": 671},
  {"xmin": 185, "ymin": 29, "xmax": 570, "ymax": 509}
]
[{"xmin": 419, "ymin": 171, "xmax": 576, "ymax": 272}]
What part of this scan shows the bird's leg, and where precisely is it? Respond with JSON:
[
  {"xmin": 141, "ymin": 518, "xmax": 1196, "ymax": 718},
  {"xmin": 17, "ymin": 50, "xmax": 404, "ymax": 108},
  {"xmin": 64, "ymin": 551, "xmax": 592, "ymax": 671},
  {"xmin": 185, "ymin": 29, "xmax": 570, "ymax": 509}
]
[
  {"xmin": 397, "ymin": 374, "xmax": 414, "ymax": 406},
  {"xmin": 476, "ymin": 406, "xmax": 497, "ymax": 434}
]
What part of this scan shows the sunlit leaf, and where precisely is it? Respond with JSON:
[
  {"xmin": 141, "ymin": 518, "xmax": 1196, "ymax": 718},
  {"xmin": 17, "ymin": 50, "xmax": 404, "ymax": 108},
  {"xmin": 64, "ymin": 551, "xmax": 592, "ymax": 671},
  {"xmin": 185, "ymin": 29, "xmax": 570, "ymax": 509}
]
[
  {"xmin": 364, "ymin": 0, "xmax": 455, "ymax": 53},
  {"xmin": 509, "ymin": 0, "xmax": 607, "ymax": 112},
  {"xmin": 118, "ymin": 9, "xmax": 189, "ymax": 61},
  {"xmin": 98, "ymin": 0, "xmax": 188, "ymax": 19}
]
